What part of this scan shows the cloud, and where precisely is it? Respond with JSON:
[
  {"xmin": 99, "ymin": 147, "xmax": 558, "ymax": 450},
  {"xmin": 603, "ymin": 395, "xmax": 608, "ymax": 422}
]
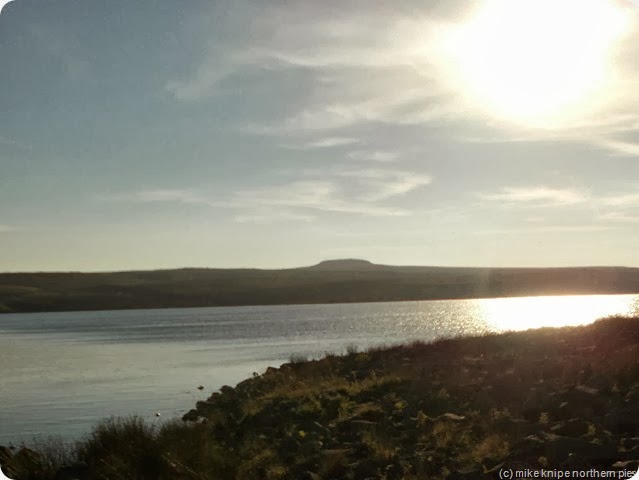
[
  {"xmin": 598, "ymin": 211, "xmax": 639, "ymax": 223},
  {"xmin": 282, "ymin": 136, "xmax": 360, "ymax": 149},
  {"xmin": 165, "ymin": 57, "xmax": 237, "ymax": 102},
  {"xmin": 234, "ymin": 210, "xmax": 315, "ymax": 224},
  {"xmin": 28, "ymin": 24, "xmax": 90, "ymax": 82},
  {"xmin": 334, "ymin": 168, "xmax": 432, "ymax": 201},
  {"xmin": 479, "ymin": 225, "xmax": 614, "ymax": 235},
  {"xmin": 479, "ymin": 186, "xmax": 588, "ymax": 206},
  {"xmin": 166, "ymin": 2, "xmax": 456, "ymax": 141},
  {"xmin": 100, "ymin": 189, "xmax": 207, "ymax": 205},
  {"xmin": 602, "ymin": 191, "xmax": 639, "ymax": 207},
  {"xmin": 231, "ymin": 180, "xmax": 410, "ymax": 217},
  {"xmin": 592, "ymin": 138, "xmax": 639, "ymax": 157},
  {"xmin": 0, "ymin": 135, "xmax": 32, "ymax": 151},
  {"xmin": 165, "ymin": 0, "xmax": 639, "ymax": 163},
  {"xmin": 347, "ymin": 150, "xmax": 398, "ymax": 162},
  {"xmin": 102, "ymin": 163, "xmax": 432, "ymax": 222}
]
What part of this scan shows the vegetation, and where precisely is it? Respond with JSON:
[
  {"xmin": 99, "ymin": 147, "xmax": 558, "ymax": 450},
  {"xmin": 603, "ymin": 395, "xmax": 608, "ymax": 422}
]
[
  {"xmin": 2, "ymin": 316, "xmax": 639, "ymax": 479},
  {"xmin": 1, "ymin": 259, "xmax": 639, "ymax": 313}
]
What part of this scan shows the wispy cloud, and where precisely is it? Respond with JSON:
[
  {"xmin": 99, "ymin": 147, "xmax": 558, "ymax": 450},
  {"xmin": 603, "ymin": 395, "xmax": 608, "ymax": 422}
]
[
  {"xmin": 479, "ymin": 186, "xmax": 588, "ymax": 206},
  {"xmin": 598, "ymin": 211, "xmax": 639, "ymax": 223},
  {"xmin": 281, "ymin": 136, "xmax": 360, "ymax": 150},
  {"xmin": 231, "ymin": 180, "xmax": 410, "ymax": 217},
  {"xmin": 479, "ymin": 225, "xmax": 614, "ymax": 235},
  {"xmin": 347, "ymin": 150, "xmax": 398, "ymax": 162},
  {"xmin": 0, "ymin": 135, "xmax": 32, "ymax": 151},
  {"xmin": 100, "ymin": 189, "xmax": 207, "ymax": 205},
  {"xmin": 166, "ymin": 0, "xmax": 639, "ymax": 157},
  {"xmin": 602, "ymin": 190, "xmax": 639, "ymax": 207},
  {"xmin": 28, "ymin": 24, "xmax": 90, "ymax": 82},
  {"xmin": 334, "ymin": 168, "xmax": 432, "ymax": 201},
  {"xmin": 101, "ymin": 164, "xmax": 432, "ymax": 222},
  {"xmin": 234, "ymin": 210, "xmax": 315, "ymax": 224},
  {"xmin": 595, "ymin": 139, "xmax": 639, "ymax": 157}
]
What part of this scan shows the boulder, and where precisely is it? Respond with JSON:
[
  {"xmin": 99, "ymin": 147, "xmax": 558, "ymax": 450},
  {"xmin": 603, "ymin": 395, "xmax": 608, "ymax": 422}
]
[
  {"xmin": 54, "ymin": 462, "xmax": 89, "ymax": 480},
  {"xmin": 0, "ymin": 445, "xmax": 11, "ymax": 463},
  {"xmin": 495, "ymin": 417, "xmax": 538, "ymax": 437},
  {"xmin": 182, "ymin": 409, "xmax": 200, "ymax": 422},
  {"xmin": 550, "ymin": 418, "xmax": 590, "ymax": 437},
  {"xmin": 602, "ymin": 406, "xmax": 639, "ymax": 434},
  {"xmin": 541, "ymin": 433, "xmax": 617, "ymax": 465}
]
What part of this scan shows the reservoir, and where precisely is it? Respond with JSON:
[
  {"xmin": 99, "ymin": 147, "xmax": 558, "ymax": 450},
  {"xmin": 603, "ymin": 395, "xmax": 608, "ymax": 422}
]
[{"xmin": 1, "ymin": 294, "xmax": 638, "ymax": 444}]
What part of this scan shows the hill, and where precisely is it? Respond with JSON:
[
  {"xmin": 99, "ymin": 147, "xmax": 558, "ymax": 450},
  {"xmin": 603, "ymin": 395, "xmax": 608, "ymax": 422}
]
[{"xmin": 1, "ymin": 260, "xmax": 639, "ymax": 313}]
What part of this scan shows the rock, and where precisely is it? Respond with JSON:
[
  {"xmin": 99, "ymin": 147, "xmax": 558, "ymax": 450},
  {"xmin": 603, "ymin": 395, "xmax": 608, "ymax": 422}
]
[
  {"xmin": 541, "ymin": 433, "xmax": 617, "ymax": 464},
  {"xmin": 220, "ymin": 385, "xmax": 235, "ymax": 395},
  {"xmin": 559, "ymin": 453, "xmax": 593, "ymax": 470},
  {"xmin": 0, "ymin": 445, "xmax": 11, "ymax": 463},
  {"xmin": 509, "ymin": 434, "xmax": 546, "ymax": 461},
  {"xmin": 575, "ymin": 385, "xmax": 599, "ymax": 396},
  {"xmin": 495, "ymin": 417, "xmax": 537, "ymax": 437},
  {"xmin": 603, "ymin": 406, "xmax": 639, "ymax": 434},
  {"xmin": 449, "ymin": 467, "xmax": 483, "ymax": 479},
  {"xmin": 438, "ymin": 413, "xmax": 466, "ymax": 422},
  {"xmin": 197, "ymin": 385, "xmax": 204, "ymax": 390},
  {"xmin": 624, "ymin": 385, "xmax": 639, "ymax": 403},
  {"xmin": 555, "ymin": 386, "xmax": 607, "ymax": 420},
  {"xmin": 383, "ymin": 462, "xmax": 405, "ymax": 480},
  {"xmin": 182, "ymin": 409, "xmax": 200, "ymax": 422},
  {"xmin": 298, "ymin": 472, "xmax": 321, "ymax": 480},
  {"xmin": 349, "ymin": 420, "xmax": 378, "ymax": 434},
  {"xmin": 308, "ymin": 421, "xmax": 331, "ymax": 438},
  {"xmin": 522, "ymin": 386, "xmax": 558, "ymax": 421},
  {"xmin": 550, "ymin": 418, "xmax": 590, "ymax": 437},
  {"xmin": 612, "ymin": 459, "xmax": 639, "ymax": 470},
  {"xmin": 54, "ymin": 462, "xmax": 89, "ymax": 480},
  {"xmin": 352, "ymin": 458, "xmax": 380, "ymax": 478}
]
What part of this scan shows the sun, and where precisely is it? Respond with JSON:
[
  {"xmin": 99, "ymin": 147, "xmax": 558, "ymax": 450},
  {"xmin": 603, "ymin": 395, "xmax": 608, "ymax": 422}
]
[{"xmin": 437, "ymin": 0, "xmax": 630, "ymax": 127}]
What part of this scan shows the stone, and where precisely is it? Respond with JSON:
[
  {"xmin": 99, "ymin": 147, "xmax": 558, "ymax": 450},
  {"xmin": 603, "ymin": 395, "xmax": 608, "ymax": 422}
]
[
  {"xmin": 550, "ymin": 418, "xmax": 590, "ymax": 437},
  {"xmin": 495, "ymin": 417, "xmax": 537, "ymax": 437},
  {"xmin": 541, "ymin": 433, "xmax": 617, "ymax": 464},
  {"xmin": 54, "ymin": 462, "xmax": 89, "ymax": 480},
  {"xmin": 182, "ymin": 409, "xmax": 200, "ymax": 422},
  {"xmin": 603, "ymin": 406, "xmax": 639, "ymax": 434}
]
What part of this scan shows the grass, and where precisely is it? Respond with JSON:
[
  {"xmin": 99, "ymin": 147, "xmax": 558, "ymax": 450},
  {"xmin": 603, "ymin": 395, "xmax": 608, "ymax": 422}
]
[{"xmin": 2, "ymin": 315, "xmax": 639, "ymax": 479}]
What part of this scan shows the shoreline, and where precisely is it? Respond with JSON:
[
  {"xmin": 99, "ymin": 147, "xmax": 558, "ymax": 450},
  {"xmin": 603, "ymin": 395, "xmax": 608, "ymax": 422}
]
[{"xmin": 2, "ymin": 315, "xmax": 639, "ymax": 479}]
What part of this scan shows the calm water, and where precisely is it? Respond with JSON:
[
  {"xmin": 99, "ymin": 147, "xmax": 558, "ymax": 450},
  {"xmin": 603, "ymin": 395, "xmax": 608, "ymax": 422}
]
[{"xmin": 1, "ymin": 294, "xmax": 638, "ymax": 444}]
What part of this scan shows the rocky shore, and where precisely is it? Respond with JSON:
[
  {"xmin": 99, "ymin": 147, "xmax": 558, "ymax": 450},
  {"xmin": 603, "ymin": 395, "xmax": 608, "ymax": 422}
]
[{"xmin": 2, "ymin": 316, "xmax": 639, "ymax": 479}]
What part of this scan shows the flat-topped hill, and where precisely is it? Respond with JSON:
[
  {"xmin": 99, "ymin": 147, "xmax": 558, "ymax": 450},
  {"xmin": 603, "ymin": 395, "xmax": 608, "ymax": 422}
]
[
  {"xmin": 1, "ymin": 260, "xmax": 639, "ymax": 313},
  {"xmin": 306, "ymin": 259, "xmax": 380, "ymax": 271}
]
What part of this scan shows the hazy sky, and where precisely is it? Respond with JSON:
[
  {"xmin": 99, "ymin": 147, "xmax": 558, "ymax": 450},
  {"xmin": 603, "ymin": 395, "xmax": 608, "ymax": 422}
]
[{"xmin": 1, "ymin": 0, "xmax": 639, "ymax": 271}]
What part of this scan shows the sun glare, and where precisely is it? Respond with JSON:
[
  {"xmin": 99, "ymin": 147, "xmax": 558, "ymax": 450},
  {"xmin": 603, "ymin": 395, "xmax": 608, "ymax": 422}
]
[
  {"xmin": 438, "ymin": 0, "xmax": 630, "ymax": 127},
  {"xmin": 480, "ymin": 294, "xmax": 637, "ymax": 332}
]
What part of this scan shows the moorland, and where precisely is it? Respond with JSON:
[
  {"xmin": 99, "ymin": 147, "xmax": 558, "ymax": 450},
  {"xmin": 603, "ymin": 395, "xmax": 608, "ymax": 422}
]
[{"xmin": 2, "ymin": 259, "xmax": 639, "ymax": 313}]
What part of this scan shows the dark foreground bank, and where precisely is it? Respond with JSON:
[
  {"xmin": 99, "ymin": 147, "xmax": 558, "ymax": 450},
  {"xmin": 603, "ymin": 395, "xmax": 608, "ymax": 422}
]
[{"xmin": 2, "ymin": 316, "xmax": 639, "ymax": 479}]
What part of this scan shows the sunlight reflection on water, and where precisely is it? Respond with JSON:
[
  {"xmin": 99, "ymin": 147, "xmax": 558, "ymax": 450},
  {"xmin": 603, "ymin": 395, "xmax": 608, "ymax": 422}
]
[{"xmin": 478, "ymin": 294, "xmax": 639, "ymax": 332}]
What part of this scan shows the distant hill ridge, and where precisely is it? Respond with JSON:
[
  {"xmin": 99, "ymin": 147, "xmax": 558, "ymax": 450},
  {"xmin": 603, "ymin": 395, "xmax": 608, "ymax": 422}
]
[
  {"xmin": 306, "ymin": 259, "xmax": 382, "ymax": 271},
  {"xmin": 1, "ymin": 259, "xmax": 638, "ymax": 313}
]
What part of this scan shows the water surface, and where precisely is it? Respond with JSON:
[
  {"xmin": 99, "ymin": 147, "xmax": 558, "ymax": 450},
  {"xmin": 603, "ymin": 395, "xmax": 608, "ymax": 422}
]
[{"xmin": 1, "ymin": 294, "xmax": 637, "ymax": 443}]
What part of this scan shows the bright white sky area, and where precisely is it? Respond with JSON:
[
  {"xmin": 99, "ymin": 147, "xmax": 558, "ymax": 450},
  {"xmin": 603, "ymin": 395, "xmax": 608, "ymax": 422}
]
[{"xmin": 1, "ymin": 0, "xmax": 639, "ymax": 271}]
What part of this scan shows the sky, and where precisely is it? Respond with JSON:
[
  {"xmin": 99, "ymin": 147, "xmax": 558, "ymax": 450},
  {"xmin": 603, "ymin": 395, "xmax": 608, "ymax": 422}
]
[{"xmin": 1, "ymin": 0, "xmax": 639, "ymax": 271}]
